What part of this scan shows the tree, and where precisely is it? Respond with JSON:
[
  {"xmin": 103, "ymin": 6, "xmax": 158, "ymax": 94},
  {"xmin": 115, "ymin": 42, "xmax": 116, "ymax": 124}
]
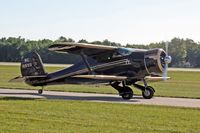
[
  {"xmin": 169, "ymin": 38, "xmax": 187, "ymax": 66},
  {"xmin": 0, "ymin": 36, "xmax": 200, "ymax": 67},
  {"xmin": 78, "ymin": 39, "xmax": 88, "ymax": 43},
  {"xmin": 56, "ymin": 36, "xmax": 75, "ymax": 42}
]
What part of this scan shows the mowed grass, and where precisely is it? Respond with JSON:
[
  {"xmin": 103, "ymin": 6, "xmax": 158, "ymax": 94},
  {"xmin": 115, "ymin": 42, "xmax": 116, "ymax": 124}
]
[
  {"xmin": 0, "ymin": 65, "xmax": 200, "ymax": 98},
  {"xmin": 0, "ymin": 98, "xmax": 200, "ymax": 133}
]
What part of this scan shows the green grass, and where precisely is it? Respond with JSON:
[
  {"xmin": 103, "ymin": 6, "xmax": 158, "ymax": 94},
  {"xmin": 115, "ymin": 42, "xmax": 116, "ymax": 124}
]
[
  {"xmin": 148, "ymin": 71, "xmax": 200, "ymax": 98},
  {"xmin": 1, "ymin": 65, "xmax": 200, "ymax": 98},
  {"xmin": 0, "ymin": 98, "xmax": 199, "ymax": 133}
]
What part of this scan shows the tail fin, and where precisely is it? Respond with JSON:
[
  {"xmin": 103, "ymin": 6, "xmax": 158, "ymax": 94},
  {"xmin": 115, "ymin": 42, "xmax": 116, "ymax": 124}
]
[{"xmin": 21, "ymin": 51, "xmax": 46, "ymax": 76}]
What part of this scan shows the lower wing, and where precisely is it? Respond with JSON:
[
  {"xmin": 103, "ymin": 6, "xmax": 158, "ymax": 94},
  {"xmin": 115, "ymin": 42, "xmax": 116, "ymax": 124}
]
[
  {"xmin": 73, "ymin": 75, "xmax": 170, "ymax": 82},
  {"xmin": 72, "ymin": 75, "xmax": 127, "ymax": 81},
  {"xmin": 144, "ymin": 76, "xmax": 170, "ymax": 82}
]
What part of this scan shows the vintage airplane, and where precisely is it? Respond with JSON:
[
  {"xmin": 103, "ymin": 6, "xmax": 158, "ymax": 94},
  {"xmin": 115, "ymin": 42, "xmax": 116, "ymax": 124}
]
[{"xmin": 11, "ymin": 42, "xmax": 171, "ymax": 100}]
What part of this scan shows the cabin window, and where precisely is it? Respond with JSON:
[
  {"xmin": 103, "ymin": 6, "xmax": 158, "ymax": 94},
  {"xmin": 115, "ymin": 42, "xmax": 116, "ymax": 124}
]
[{"xmin": 112, "ymin": 48, "xmax": 133, "ymax": 58}]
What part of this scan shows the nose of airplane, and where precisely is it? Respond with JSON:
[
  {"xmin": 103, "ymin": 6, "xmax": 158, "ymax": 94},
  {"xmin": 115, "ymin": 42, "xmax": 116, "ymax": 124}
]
[
  {"xmin": 144, "ymin": 48, "xmax": 172, "ymax": 75},
  {"xmin": 144, "ymin": 49, "xmax": 164, "ymax": 74}
]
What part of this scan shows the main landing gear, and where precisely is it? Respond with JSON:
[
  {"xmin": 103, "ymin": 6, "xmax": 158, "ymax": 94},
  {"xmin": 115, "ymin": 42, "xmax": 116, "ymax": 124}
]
[
  {"xmin": 133, "ymin": 84, "xmax": 155, "ymax": 99},
  {"xmin": 111, "ymin": 80, "xmax": 155, "ymax": 100},
  {"xmin": 142, "ymin": 86, "xmax": 155, "ymax": 99},
  {"xmin": 111, "ymin": 82, "xmax": 133, "ymax": 100}
]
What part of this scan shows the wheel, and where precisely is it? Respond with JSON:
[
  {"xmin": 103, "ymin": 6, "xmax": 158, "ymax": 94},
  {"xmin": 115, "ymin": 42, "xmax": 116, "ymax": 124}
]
[
  {"xmin": 38, "ymin": 89, "xmax": 43, "ymax": 94},
  {"xmin": 122, "ymin": 92, "xmax": 133, "ymax": 100},
  {"xmin": 121, "ymin": 87, "xmax": 133, "ymax": 100},
  {"xmin": 142, "ymin": 86, "xmax": 154, "ymax": 99}
]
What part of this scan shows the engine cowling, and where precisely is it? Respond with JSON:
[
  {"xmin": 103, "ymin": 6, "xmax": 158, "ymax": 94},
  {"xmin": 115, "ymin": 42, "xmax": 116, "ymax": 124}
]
[{"xmin": 144, "ymin": 49, "xmax": 166, "ymax": 75}]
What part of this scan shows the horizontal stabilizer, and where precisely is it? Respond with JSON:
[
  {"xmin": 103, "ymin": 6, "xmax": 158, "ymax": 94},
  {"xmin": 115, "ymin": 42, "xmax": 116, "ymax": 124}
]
[
  {"xmin": 9, "ymin": 76, "xmax": 25, "ymax": 82},
  {"xmin": 9, "ymin": 75, "xmax": 47, "ymax": 82},
  {"xmin": 144, "ymin": 76, "xmax": 170, "ymax": 81},
  {"xmin": 72, "ymin": 75, "xmax": 127, "ymax": 81}
]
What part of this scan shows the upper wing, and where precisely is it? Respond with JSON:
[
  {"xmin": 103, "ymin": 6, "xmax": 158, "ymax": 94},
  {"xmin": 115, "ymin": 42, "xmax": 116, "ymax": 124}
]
[{"xmin": 48, "ymin": 42, "xmax": 117, "ymax": 56}]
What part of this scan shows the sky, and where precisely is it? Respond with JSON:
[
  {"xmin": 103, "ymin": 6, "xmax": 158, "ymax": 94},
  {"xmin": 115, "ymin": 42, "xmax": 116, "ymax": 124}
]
[{"xmin": 0, "ymin": 0, "xmax": 200, "ymax": 45}]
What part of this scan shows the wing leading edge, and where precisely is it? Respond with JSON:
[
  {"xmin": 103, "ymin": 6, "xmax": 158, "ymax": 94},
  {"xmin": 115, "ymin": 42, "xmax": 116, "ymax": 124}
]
[
  {"xmin": 48, "ymin": 42, "xmax": 117, "ymax": 56},
  {"xmin": 144, "ymin": 76, "xmax": 170, "ymax": 82},
  {"xmin": 72, "ymin": 75, "xmax": 127, "ymax": 80}
]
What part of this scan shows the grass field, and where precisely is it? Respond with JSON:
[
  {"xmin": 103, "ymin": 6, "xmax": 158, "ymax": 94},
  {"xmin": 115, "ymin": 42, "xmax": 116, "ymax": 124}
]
[
  {"xmin": 0, "ymin": 98, "xmax": 199, "ymax": 133},
  {"xmin": 0, "ymin": 65, "xmax": 200, "ymax": 98},
  {"xmin": 0, "ymin": 65, "xmax": 200, "ymax": 133}
]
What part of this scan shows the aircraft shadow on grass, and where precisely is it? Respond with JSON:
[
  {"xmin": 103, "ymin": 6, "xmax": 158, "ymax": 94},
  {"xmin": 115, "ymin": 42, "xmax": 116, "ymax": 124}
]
[{"xmin": 0, "ymin": 92, "xmax": 142, "ymax": 102}]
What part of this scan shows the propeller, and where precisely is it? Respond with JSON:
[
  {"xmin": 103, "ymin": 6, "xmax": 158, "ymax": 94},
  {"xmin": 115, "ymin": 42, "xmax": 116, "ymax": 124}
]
[{"xmin": 163, "ymin": 42, "xmax": 172, "ymax": 80}]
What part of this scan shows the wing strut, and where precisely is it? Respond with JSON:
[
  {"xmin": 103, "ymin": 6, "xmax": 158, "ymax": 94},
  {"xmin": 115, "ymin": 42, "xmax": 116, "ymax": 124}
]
[{"xmin": 80, "ymin": 51, "xmax": 94, "ymax": 74}]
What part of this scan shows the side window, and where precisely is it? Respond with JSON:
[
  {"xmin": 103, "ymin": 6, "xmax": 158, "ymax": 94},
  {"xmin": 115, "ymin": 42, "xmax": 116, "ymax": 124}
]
[{"xmin": 92, "ymin": 52, "xmax": 113, "ymax": 63}]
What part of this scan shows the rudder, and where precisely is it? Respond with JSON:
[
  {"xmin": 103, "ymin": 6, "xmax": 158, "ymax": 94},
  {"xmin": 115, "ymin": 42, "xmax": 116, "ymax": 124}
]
[{"xmin": 21, "ymin": 52, "xmax": 46, "ymax": 77}]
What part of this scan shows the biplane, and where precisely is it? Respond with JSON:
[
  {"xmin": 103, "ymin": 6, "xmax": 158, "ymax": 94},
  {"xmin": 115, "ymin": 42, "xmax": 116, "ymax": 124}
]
[{"xmin": 11, "ymin": 42, "xmax": 171, "ymax": 100}]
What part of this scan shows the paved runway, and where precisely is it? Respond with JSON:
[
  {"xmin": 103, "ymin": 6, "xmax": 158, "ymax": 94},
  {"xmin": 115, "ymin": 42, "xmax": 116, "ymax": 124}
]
[{"xmin": 0, "ymin": 88, "xmax": 200, "ymax": 108}]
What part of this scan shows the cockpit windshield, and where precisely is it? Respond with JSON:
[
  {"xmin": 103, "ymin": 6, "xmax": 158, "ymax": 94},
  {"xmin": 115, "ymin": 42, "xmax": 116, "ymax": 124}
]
[
  {"xmin": 118, "ymin": 48, "xmax": 134, "ymax": 56},
  {"xmin": 112, "ymin": 48, "xmax": 133, "ymax": 58}
]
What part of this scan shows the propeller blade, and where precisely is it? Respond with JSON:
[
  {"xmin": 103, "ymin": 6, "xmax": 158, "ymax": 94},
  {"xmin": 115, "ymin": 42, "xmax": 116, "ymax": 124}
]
[
  {"xmin": 163, "ymin": 41, "xmax": 170, "ymax": 80},
  {"xmin": 165, "ymin": 42, "xmax": 168, "ymax": 56},
  {"xmin": 163, "ymin": 63, "xmax": 168, "ymax": 81}
]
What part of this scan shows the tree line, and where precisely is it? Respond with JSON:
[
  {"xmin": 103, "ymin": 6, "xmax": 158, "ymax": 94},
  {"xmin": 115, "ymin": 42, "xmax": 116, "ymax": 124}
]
[{"xmin": 0, "ymin": 36, "xmax": 200, "ymax": 67}]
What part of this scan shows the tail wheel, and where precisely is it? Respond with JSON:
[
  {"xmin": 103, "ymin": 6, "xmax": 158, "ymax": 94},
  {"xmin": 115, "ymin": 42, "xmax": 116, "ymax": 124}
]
[
  {"xmin": 38, "ymin": 89, "xmax": 43, "ymax": 94},
  {"xmin": 121, "ymin": 87, "xmax": 133, "ymax": 100},
  {"xmin": 142, "ymin": 86, "xmax": 154, "ymax": 99},
  {"xmin": 38, "ymin": 86, "xmax": 44, "ymax": 94}
]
